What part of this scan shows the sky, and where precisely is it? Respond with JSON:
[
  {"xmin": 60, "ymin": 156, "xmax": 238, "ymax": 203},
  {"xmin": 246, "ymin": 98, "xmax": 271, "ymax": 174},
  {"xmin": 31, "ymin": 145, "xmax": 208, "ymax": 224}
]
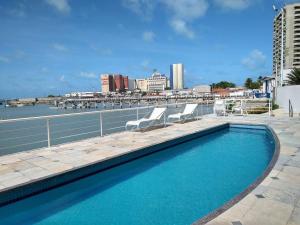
[{"xmin": 0, "ymin": 0, "xmax": 298, "ymax": 98}]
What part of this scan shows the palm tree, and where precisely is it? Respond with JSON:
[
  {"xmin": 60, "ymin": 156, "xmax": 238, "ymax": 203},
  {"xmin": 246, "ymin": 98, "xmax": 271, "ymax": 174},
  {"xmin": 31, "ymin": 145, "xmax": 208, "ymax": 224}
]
[{"xmin": 287, "ymin": 68, "xmax": 300, "ymax": 85}]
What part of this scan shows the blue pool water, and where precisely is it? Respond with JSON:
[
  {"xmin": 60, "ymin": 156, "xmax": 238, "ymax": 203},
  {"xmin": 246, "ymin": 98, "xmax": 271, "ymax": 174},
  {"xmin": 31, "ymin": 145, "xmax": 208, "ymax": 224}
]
[{"xmin": 0, "ymin": 126, "xmax": 275, "ymax": 225}]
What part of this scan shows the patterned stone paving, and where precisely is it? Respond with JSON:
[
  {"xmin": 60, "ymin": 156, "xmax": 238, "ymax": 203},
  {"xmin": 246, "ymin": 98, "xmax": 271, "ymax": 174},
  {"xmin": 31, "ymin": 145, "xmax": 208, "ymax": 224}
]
[
  {"xmin": 0, "ymin": 114, "xmax": 300, "ymax": 225},
  {"xmin": 204, "ymin": 116, "xmax": 300, "ymax": 225}
]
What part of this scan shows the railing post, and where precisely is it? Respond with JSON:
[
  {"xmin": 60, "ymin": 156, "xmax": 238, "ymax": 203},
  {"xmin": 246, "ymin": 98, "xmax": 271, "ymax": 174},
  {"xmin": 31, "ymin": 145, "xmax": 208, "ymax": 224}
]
[
  {"xmin": 269, "ymin": 99, "xmax": 271, "ymax": 117},
  {"xmin": 46, "ymin": 119, "xmax": 51, "ymax": 148},
  {"xmin": 241, "ymin": 99, "xmax": 243, "ymax": 116},
  {"xmin": 100, "ymin": 112, "xmax": 103, "ymax": 137},
  {"xmin": 224, "ymin": 100, "xmax": 226, "ymax": 117},
  {"xmin": 136, "ymin": 107, "xmax": 139, "ymax": 120},
  {"xmin": 206, "ymin": 99, "xmax": 208, "ymax": 115}
]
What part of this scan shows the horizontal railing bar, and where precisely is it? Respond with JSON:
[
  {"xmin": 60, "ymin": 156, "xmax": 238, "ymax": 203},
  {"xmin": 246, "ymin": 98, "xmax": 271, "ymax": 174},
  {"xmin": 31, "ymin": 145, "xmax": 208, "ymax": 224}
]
[
  {"xmin": 0, "ymin": 105, "xmax": 156, "ymax": 124},
  {"xmin": 104, "ymin": 120, "xmax": 130, "ymax": 126},
  {"xmin": 0, "ymin": 102, "xmax": 204, "ymax": 124},
  {"xmin": 0, "ymin": 132, "xmax": 46, "ymax": 142},
  {"xmin": 103, "ymin": 113, "xmax": 144, "ymax": 119},
  {"xmin": 0, "ymin": 140, "xmax": 48, "ymax": 150},
  {"xmin": 51, "ymin": 118, "xmax": 100, "ymax": 127},
  {"xmin": 0, "ymin": 124, "xmax": 46, "ymax": 134},
  {"xmin": 105, "ymin": 126, "xmax": 126, "ymax": 131},
  {"xmin": 51, "ymin": 124, "xmax": 99, "ymax": 135},
  {"xmin": 52, "ymin": 130, "xmax": 100, "ymax": 141},
  {"xmin": 0, "ymin": 118, "xmax": 101, "ymax": 134}
]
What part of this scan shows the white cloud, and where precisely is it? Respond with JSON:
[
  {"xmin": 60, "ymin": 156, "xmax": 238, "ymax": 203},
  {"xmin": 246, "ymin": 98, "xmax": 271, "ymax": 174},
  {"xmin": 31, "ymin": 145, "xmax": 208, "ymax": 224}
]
[
  {"xmin": 214, "ymin": 0, "xmax": 251, "ymax": 10},
  {"xmin": 53, "ymin": 43, "xmax": 68, "ymax": 52},
  {"xmin": 59, "ymin": 75, "xmax": 65, "ymax": 82},
  {"xmin": 0, "ymin": 56, "xmax": 10, "ymax": 63},
  {"xmin": 8, "ymin": 2, "xmax": 26, "ymax": 17},
  {"xmin": 41, "ymin": 67, "xmax": 48, "ymax": 73},
  {"xmin": 90, "ymin": 45, "xmax": 113, "ymax": 56},
  {"xmin": 242, "ymin": 49, "xmax": 266, "ymax": 70},
  {"xmin": 100, "ymin": 49, "xmax": 113, "ymax": 56},
  {"xmin": 45, "ymin": 0, "xmax": 71, "ymax": 14},
  {"xmin": 122, "ymin": 0, "xmax": 208, "ymax": 39},
  {"xmin": 15, "ymin": 50, "xmax": 26, "ymax": 59},
  {"xmin": 141, "ymin": 60, "xmax": 150, "ymax": 67},
  {"xmin": 170, "ymin": 19, "xmax": 195, "ymax": 39},
  {"xmin": 141, "ymin": 59, "xmax": 153, "ymax": 72},
  {"xmin": 80, "ymin": 72, "xmax": 97, "ymax": 79},
  {"xmin": 122, "ymin": 0, "xmax": 155, "ymax": 21},
  {"xmin": 162, "ymin": 0, "xmax": 208, "ymax": 39},
  {"xmin": 142, "ymin": 31, "xmax": 155, "ymax": 42},
  {"xmin": 162, "ymin": 0, "xmax": 208, "ymax": 21}
]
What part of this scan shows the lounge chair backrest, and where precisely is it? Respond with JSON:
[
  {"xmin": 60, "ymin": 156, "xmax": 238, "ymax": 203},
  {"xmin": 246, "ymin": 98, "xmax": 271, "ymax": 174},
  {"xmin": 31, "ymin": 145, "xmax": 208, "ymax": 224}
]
[
  {"xmin": 182, "ymin": 104, "xmax": 198, "ymax": 115},
  {"xmin": 149, "ymin": 107, "xmax": 166, "ymax": 120},
  {"xmin": 214, "ymin": 100, "xmax": 225, "ymax": 109}
]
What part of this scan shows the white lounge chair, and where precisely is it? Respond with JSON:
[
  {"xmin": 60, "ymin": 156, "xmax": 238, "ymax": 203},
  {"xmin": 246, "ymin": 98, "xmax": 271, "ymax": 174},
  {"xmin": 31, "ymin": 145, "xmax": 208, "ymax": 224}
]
[
  {"xmin": 125, "ymin": 107, "xmax": 167, "ymax": 130},
  {"xmin": 168, "ymin": 104, "xmax": 198, "ymax": 122},
  {"xmin": 214, "ymin": 100, "xmax": 226, "ymax": 116},
  {"xmin": 232, "ymin": 101, "xmax": 248, "ymax": 116}
]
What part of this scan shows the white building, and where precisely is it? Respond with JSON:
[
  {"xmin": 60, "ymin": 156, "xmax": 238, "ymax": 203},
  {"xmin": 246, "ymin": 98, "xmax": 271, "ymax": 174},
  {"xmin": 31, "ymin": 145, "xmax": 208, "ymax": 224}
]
[
  {"xmin": 170, "ymin": 63, "xmax": 184, "ymax": 90},
  {"xmin": 193, "ymin": 85, "xmax": 211, "ymax": 93},
  {"xmin": 147, "ymin": 72, "xmax": 168, "ymax": 92},
  {"xmin": 273, "ymin": 3, "xmax": 300, "ymax": 87},
  {"xmin": 262, "ymin": 76, "xmax": 276, "ymax": 98},
  {"xmin": 135, "ymin": 79, "xmax": 148, "ymax": 92}
]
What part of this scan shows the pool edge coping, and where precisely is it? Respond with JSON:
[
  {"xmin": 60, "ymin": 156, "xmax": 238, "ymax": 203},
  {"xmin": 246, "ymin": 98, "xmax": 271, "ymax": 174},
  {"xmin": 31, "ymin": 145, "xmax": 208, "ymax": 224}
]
[{"xmin": 192, "ymin": 123, "xmax": 280, "ymax": 225}]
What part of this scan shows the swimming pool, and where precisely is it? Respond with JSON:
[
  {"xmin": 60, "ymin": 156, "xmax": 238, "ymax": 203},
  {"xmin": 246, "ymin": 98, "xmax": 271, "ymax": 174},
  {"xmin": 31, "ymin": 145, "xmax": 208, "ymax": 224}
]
[{"xmin": 0, "ymin": 124, "xmax": 277, "ymax": 225}]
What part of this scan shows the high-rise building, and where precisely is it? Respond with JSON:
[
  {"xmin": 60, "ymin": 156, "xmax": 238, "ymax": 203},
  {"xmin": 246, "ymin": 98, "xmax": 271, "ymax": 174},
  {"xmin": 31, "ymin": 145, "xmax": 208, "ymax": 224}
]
[
  {"xmin": 273, "ymin": 3, "xmax": 300, "ymax": 86},
  {"xmin": 123, "ymin": 76, "xmax": 129, "ymax": 90},
  {"xmin": 101, "ymin": 74, "xmax": 114, "ymax": 93},
  {"xmin": 113, "ymin": 75, "xmax": 124, "ymax": 92},
  {"xmin": 170, "ymin": 63, "xmax": 184, "ymax": 90},
  {"xmin": 100, "ymin": 74, "xmax": 129, "ymax": 93},
  {"xmin": 147, "ymin": 71, "xmax": 168, "ymax": 92}
]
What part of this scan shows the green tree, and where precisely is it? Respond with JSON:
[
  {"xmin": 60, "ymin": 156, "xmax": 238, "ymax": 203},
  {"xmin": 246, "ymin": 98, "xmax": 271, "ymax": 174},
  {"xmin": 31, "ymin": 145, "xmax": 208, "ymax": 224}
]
[
  {"xmin": 244, "ymin": 77, "xmax": 262, "ymax": 89},
  {"xmin": 244, "ymin": 78, "xmax": 253, "ymax": 89},
  {"xmin": 287, "ymin": 68, "xmax": 300, "ymax": 85},
  {"xmin": 211, "ymin": 81, "xmax": 236, "ymax": 89}
]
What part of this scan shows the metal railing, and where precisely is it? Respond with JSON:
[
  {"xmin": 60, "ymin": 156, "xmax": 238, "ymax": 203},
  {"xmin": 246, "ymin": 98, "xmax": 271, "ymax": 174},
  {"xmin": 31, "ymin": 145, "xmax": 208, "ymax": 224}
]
[
  {"xmin": 289, "ymin": 99, "xmax": 294, "ymax": 118},
  {"xmin": 0, "ymin": 102, "xmax": 214, "ymax": 156},
  {"xmin": 220, "ymin": 99, "xmax": 272, "ymax": 116}
]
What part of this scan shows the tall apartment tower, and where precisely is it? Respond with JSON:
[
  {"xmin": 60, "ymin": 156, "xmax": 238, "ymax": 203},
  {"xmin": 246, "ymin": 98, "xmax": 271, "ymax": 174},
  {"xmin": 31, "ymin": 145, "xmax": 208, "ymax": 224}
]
[
  {"xmin": 273, "ymin": 3, "xmax": 300, "ymax": 86},
  {"xmin": 101, "ymin": 74, "xmax": 114, "ymax": 93},
  {"xmin": 170, "ymin": 63, "xmax": 184, "ymax": 90},
  {"xmin": 100, "ymin": 74, "xmax": 129, "ymax": 93}
]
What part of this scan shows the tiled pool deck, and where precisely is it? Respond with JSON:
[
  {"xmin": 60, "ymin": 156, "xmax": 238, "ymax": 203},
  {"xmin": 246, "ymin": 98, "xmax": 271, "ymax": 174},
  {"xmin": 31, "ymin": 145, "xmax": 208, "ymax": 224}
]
[{"xmin": 0, "ymin": 115, "xmax": 300, "ymax": 225}]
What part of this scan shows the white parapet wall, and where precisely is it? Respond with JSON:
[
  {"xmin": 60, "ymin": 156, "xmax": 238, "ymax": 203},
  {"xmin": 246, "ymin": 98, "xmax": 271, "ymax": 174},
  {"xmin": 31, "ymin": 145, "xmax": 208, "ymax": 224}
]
[{"xmin": 277, "ymin": 85, "xmax": 300, "ymax": 113}]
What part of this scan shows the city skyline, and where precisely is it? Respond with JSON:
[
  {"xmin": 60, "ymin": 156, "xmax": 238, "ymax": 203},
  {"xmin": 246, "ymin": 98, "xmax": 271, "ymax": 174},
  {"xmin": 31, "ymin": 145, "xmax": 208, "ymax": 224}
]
[{"xmin": 1, "ymin": 0, "xmax": 299, "ymax": 98}]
